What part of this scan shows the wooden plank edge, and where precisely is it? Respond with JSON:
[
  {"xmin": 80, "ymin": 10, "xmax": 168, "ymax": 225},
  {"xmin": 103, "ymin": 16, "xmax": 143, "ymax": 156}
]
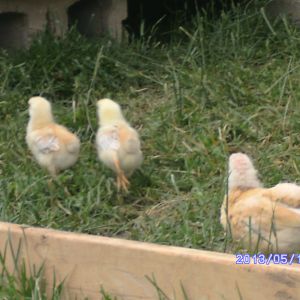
[{"xmin": 0, "ymin": 221, "xmax": 299, "ymax": 300}]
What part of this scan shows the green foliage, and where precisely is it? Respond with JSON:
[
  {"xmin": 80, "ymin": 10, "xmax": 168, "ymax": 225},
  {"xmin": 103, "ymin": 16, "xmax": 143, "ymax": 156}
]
[
  {"xmin": 0, "ymin": 1, "xmax": 300, "ymax": 297},
  {"xmin": 0, "ymin": 237, "xmax": 63, "ymax": 299}
]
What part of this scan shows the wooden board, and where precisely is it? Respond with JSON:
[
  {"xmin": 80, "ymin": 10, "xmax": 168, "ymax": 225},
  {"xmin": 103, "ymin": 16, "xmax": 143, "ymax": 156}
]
[{"xmin": 0, "ymin": 222, "xmax": 299, "ymax": 299}]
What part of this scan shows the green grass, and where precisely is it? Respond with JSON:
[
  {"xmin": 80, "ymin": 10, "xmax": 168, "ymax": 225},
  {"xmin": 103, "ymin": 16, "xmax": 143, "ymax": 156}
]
[
  {"xmin": 1, "ymin": 0, "xmax": 300, "ymax": 297},
  {"xmin": 0, "ymin": 237, "xmax": 64, "ymax": 299}
]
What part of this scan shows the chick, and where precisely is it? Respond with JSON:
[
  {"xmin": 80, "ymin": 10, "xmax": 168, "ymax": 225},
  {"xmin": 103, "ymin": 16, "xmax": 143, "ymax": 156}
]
[
  {"xmin": 96, "ymin": 98, "xmax": 143, "ymax": 192},
  {"xmin": 220, "ymin": 152, "xmax": 300, "ymax": 253},
  {"xmin": 26, "ymin": 97, "xmax": 80, "ymax": 176}
]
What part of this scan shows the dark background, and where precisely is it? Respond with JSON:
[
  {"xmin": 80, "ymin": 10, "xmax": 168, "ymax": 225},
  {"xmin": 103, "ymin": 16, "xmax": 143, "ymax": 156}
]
[{"xmin": 124, "ymin": 0, "xmax": 241, "ymax": 38}]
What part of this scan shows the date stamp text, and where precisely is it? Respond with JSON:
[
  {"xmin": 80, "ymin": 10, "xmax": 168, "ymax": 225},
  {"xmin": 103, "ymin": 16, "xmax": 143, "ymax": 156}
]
[{"xmin": 235, "ymin": 253, "xmax": 300, "ymax": 265}]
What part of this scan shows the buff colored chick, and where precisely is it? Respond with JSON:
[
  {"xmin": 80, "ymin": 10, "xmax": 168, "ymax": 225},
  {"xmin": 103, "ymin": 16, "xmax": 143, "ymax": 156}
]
[
  {"xmin": 26, "ymin": 97, "xmax": 80, "ymax": 176},
  {"xmin": 220, "ymin": 152, "xmax": 300, "ymax": 253},
  {"xmin": 96, "ymin": 98, "xmax": 143, "ymax": 191}
]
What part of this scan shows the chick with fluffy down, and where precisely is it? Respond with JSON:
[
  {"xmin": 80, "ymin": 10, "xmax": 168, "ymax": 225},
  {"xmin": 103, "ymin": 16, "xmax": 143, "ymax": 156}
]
[
  {"xmin": 96, "ymin": 98, "xmax": 143, "ymax": 191},
  {"xmin": 220, "ymin": 152, "xmax": 300, "ymax": 253},
  {"xmin": 26, "ymin": 97, "xmax": 80, "ymax": 176}
]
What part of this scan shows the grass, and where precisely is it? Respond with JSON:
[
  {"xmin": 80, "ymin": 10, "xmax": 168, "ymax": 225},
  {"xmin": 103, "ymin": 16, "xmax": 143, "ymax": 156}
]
[
  {"xmin": 1, "ymin": 0, "xmax": 300, "ymax": 297},
  {"xmin": 0, "ymin": 236, "xmax": 64, "ymax": 299}
]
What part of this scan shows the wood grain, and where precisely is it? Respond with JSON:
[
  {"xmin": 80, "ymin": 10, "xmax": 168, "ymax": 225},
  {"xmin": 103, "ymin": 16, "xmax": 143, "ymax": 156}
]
[{"xmin": 0, "ymin": 222, "xmax": 299, "ymax": 299}]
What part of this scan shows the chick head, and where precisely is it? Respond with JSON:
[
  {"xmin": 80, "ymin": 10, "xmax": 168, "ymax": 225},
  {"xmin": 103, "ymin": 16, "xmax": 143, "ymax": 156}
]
[
  {"xmin": 28, "ymin": 96, "xmax": 51, "ymax": 115},
  {"xmin": 228, "ymin": 152, "xmax": 261, "ymax": 190},
  {"xmin": 229, "ymin": 152, "xmax": 253, "ymax": 172},
  {"xmin": 97, "ymin": 98, "xmax": 125, "ymax": 126},
  {"xmin": 28, "ymin": 96, "xmax": 53, "ymax": 124}
]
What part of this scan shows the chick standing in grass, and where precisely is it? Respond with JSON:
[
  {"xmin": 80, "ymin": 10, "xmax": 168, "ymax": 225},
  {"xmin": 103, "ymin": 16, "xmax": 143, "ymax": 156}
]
[
  {"xmin": 26, "ymin": 96, "xmax": 80, "ymax": 176},
  {"xmin": 96, "ymin": 98, "xmax": 143, "ymax": 192},
  {"xmin": 220, "ymin": 152, "xmax": 300, "ymax": 253}
]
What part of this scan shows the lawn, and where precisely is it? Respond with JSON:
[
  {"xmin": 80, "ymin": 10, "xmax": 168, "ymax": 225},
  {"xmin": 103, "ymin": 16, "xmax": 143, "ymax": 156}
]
[{"xmin": 1, "ymin": 0, "xmax": 300, "ymax": 297}]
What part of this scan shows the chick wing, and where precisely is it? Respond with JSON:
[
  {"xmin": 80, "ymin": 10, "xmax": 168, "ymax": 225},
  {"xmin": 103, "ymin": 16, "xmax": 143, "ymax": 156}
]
[
  {"xmin": 97, "ymin": 127, "xmax": 120, "ymax": 151},
  {"xmin": 35, "ymin": 134, "xmax": 60, "ymax": 154}
]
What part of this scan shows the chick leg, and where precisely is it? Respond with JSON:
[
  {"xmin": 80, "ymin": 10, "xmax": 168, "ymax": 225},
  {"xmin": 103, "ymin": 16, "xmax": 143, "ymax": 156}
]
[
  {"xmin": 112, "ymin": 155, "xmax": 129, "ymax": 192},
  {"xmin": 46, "ymin": 165, "xmax": 58, "ymax": 190},
  {"xmin": 119, "ymin": 173, "xmax": 130, "ymax": 192},
  {"xmin": 48, "ymin": 165, "xmax": 58, "ymax": 178}
]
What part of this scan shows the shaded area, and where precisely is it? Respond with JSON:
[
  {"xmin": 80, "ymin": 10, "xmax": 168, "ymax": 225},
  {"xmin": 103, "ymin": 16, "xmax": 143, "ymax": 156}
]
[
  {"xmin": 68, "ymin": 0, "xmax": 243, "ymax": 40},
  {"xmin": 0, "ymin": 12, "xmax": 28, "ymax": 49},
  {"xmin": 68, "ymin": 0, "xmax": 111, "ymax": 37},
  {"xmin": 124, "ymin": 0, "xmax": 234, "ymax": 39}
]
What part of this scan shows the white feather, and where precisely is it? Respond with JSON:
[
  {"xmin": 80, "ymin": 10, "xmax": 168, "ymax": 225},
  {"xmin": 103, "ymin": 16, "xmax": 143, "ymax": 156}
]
[
  {"xmin": 35, "ymin": 135, "xmax": 60, "ymax": 154},
  {"xmin": 97, "ymin": 131, "xmax": 120, "ymax": 151}
]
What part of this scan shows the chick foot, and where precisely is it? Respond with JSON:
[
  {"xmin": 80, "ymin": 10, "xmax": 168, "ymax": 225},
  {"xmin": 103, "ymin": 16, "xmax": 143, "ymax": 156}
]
[{"xmin": 116, "ymin": 173, "xmax": 130, "ymax": 192}]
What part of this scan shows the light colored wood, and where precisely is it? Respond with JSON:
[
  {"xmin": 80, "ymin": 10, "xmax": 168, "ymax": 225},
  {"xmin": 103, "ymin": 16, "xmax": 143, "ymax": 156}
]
[{"xmin": 0, "ymin": 222, "xmax": 300, "ymax": 299}]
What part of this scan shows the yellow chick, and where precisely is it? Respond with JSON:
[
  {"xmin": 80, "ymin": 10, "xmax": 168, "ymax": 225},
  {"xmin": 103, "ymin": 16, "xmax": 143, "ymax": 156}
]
[
  {"xmin": 26, "ymin": 97, "xmax": 80, "ymax": 176},
  {"xmin": 220, "ymin": 152, "xmax": 300, "ymax": 253},
  {"xmin": 96, "ymin": 98, "xmax": 143, "ymax": 191}
]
